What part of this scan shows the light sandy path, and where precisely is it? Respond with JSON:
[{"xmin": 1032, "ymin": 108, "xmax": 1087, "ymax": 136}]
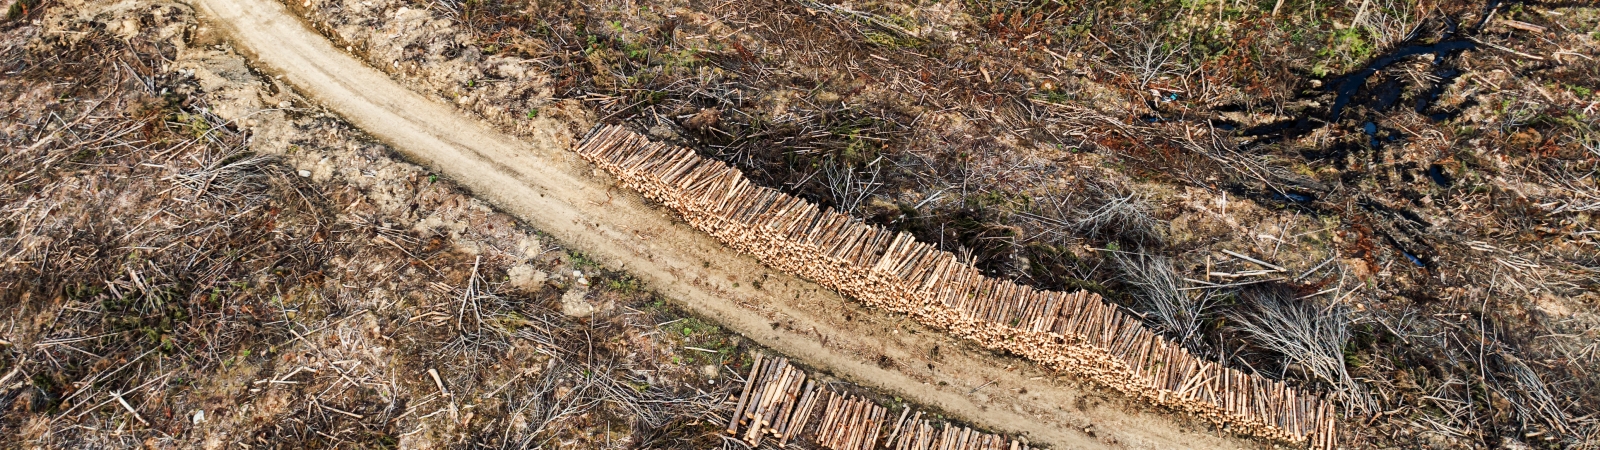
[{"xmin": 190, "ymin": 0, "xmax": 1263, "ymax": 448}]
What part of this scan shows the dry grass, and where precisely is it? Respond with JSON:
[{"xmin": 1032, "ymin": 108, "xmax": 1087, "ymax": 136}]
[
  {"xmin": 1074, "ymin": 181, "xmax": 1162, "ymax": 248},
  {"xmin": 1229, "ymin": 285, "xmax": 1375, "ymax": 416},
  {"xmin": 1109, "ymin": 251, "xmax": 1213, "ymax": 351},
  {"xmin": 821, "ymin": 155, "xmax": 883, "ymax": 215},
  {"xmin": 0, "ymin": 13, "xmax": 746, "ymax": 448},
  {"xmin": 0, "ymin": 24, "xmax": 318, "ymax": 446},
  {"xmin": 232, "ymin": 0, "xmax": 1600, "ymax": 446}
]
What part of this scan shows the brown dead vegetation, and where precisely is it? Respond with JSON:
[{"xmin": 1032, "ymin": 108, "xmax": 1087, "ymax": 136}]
[
  {"xmin": 281, "ymin": 0, "xmax": 1600, "ymax": 447},
  {"xmin": 0, "ymin": 6, "xmax": 757, "ymax": 448},
  {"xmin": 0, "ymin": 0, "xmax": 1574, "ymax": 446}
]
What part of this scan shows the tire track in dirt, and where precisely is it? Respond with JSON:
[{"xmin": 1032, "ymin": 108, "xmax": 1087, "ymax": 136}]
[{"xmin": 188, "ymin": 0, "xmax": 1264, "ymax": 447}]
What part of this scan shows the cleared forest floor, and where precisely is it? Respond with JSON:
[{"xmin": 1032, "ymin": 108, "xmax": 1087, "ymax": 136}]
[
  {"xmin": 280, "ymin": 0, "xmax": 1600, "ymax": 447},
  {"xmin": 192, "ymin": 0, "xmax": 1269, "ymax": 447},
  {"xmin": 2, "ymin": 0, "xmax": 1262, "ymax": 449},
  {"xmin": 3, "ymin": 0, "xmax": 1598, "ymax": 448}
]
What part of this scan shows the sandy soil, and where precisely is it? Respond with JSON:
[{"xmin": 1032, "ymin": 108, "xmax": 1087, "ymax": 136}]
[{"xmin": 183, "ymin": 0, "xmax": 1275, "ymax": 447}]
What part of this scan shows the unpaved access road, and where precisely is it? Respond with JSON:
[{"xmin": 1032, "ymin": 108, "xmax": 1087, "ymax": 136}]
[{"xmin": 190, "ymin": 0, "xmax": 1264, "ymax": 448}]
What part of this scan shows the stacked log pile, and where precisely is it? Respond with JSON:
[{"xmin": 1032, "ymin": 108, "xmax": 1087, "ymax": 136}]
[
  {"xmin": 730, "ymin": 355, "xmax": 1032, "ymax": 450},
  {"xmin": 814, "ymin": 390, "xmax": 887, "ymax": 450},
  {"xmin": 728, "ymin": 354, "xmax": 824, "ymax": 447},
  {"xmin": 885, "ymin": 409, "xmax": 1033, "ymax": 450},
  {"xmin": 579, "ymin": 126, "xmax": 1338, "ymax": 449}
]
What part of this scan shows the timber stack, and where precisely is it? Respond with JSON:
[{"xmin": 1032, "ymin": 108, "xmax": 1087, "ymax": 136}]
[
  {"xmin": 727, "ymin": 354, "xmax": 824, "ymax": 447},
  {"xmin": 885, "ymin": 408, "xmax": 1034, "ymax": 450},
  {"xmin": 578, "ymin": 125, "xmax": 1339, "ymax": 449},
  {"xmin": 729, "ymin": 355, "xmax": 1037, "ymax": 450},
  {"xmin": 814, "ymin": 390, "xmax": 887, "ymax": 450}
]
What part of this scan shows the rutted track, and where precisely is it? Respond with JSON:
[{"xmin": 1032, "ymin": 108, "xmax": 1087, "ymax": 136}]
[{"xmin": 189, "ymin": 0, "xmax": 1266, "ymax": 447}]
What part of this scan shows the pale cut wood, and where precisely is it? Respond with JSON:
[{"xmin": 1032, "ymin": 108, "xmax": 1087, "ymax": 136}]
[{"xmin": 578, "ymin": 126, "xmax": 1341, "ymax": 449}]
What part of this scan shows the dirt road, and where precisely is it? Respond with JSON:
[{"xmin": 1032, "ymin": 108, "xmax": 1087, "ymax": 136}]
[{"xmin": 189, "ymin": 0, "xmax": 1263, "ymax": 447}]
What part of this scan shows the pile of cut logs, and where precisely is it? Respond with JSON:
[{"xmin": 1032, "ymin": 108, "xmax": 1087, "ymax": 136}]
[
  {"xmin": 578, "ymin": 126, "xmax": 1339, "ymax": 449},
  {"xmin": 814, "ymin": 391, "xmax": 887, "ymax": 450},
  {"xmin": 885, "ymin": 409, "xmax": 1033, "ymax": 450},
  {"xmin": 729, "ymin": 355, "xmax": 1020, "ymax": 450},
  {"xmin": 728, "ymin": 354, "xmax": 823, "ymax": 447}
]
